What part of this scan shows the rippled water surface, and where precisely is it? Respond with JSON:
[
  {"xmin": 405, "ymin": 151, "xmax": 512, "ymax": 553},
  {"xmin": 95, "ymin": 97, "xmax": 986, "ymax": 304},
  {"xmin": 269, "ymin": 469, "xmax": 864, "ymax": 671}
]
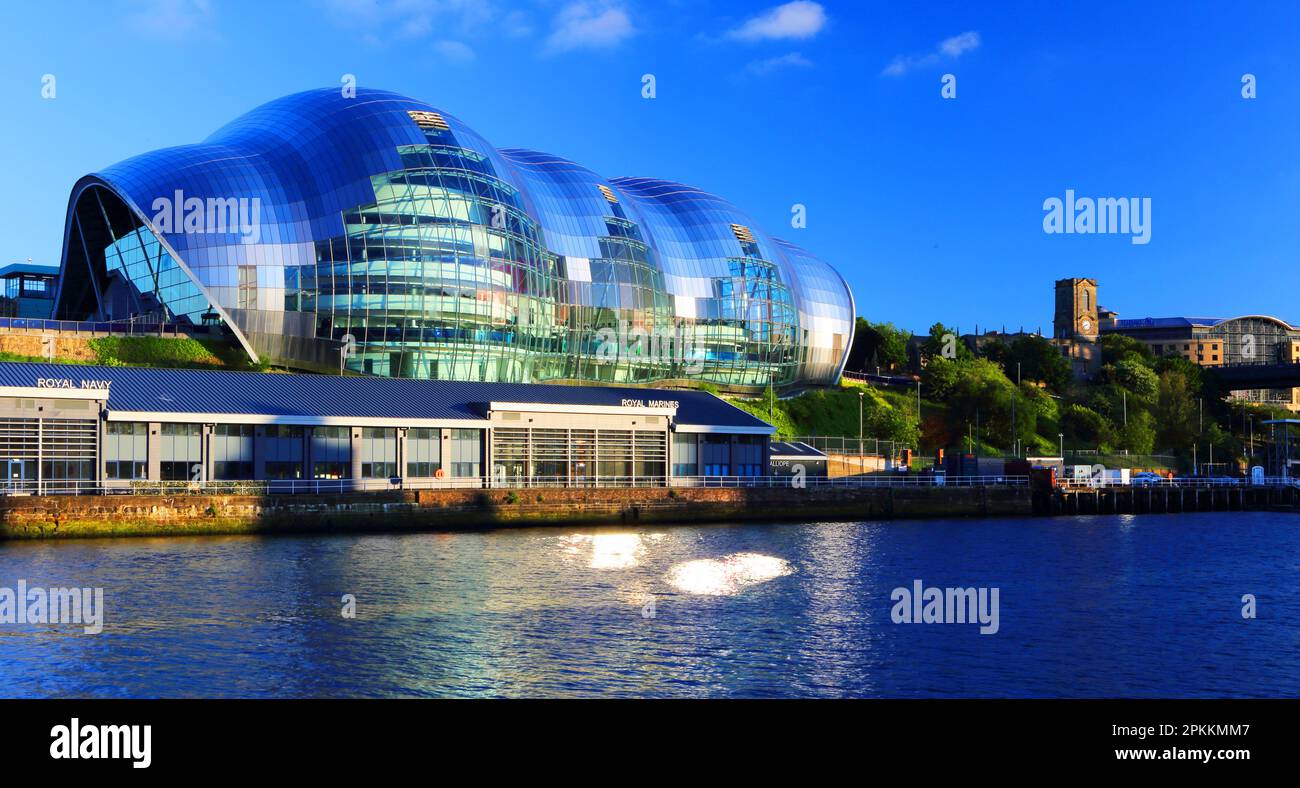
[{"xmin": 1, "ymin": 512, "xmax": 1296, "ymax": 697}]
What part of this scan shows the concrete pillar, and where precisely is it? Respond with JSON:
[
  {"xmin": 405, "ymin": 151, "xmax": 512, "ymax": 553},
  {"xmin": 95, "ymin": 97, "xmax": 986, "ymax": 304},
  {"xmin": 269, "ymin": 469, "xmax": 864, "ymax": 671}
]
[
  {"xmin": 201, "ymin": 423, "xmax": 213, "ymax": 483},
  {"xmin": 396, "ymin": 428, "xmax": 407, "ymax": 481},
  {"xmin": 96, "ymin": 404, "xmax": 106, "ymax": 483},
  {"xmin": 350, "ymin": 428, "xmax": 363, "ymax": 481},
  {"xmin": 664, "ymin": 427, "xmax": 673, "ymax": 484},
  {"xmin": 147, "ymin": 421, "xmax": 161, "ymax": 481},
  {"xmin": 440, "ymin": 428, "xmax": 452, "ymax": 484}
]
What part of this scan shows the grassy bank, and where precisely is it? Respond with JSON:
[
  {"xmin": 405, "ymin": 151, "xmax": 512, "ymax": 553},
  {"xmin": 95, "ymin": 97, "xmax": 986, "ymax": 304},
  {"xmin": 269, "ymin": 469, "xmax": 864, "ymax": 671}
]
[
  {"xmin": 727, "ymin": 381, "xmax": 922, "ymax": 445},
  {"xmin": 0, "ymin": 335, "xmax": 261, "ymax": 371}
]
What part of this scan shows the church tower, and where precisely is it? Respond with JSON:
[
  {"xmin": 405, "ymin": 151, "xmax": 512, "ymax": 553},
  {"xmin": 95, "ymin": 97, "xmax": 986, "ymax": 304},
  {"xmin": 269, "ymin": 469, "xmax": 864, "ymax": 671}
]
[{"xmin": 1054, "ymin": 278, "xmax": 1099, "ymax": 342}]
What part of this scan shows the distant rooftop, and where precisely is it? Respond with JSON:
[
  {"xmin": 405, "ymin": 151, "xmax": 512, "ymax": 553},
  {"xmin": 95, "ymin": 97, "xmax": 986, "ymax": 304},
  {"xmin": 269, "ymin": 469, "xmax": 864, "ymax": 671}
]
[
  {"xmin": 1110, "ymin": 317, "xmax": 1223, "ymax": 329},
  {"xmin": 1110, "ymin": 315, "xmax": 1300, "ymax": 331},
  {"xmin": 769, "ymin": 441, "xmax": 827, "ymax": 459},
  {"xmin": 0, "ymin": 262, "xmax": 58, "ymax": 278}
]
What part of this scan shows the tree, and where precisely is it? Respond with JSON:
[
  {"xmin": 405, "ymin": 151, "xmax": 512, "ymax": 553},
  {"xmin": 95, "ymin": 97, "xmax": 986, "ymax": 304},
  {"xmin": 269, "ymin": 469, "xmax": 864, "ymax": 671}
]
[
  {"xmin": 1154, "ymin": 368, "xmax": 1198, "ymax": 451},
  {"xmin": 1099, "ymin": 333, "xmax": 1154, "ymax": 366},
  {"xmin": 979, "ymin": 339, "xmax": 1011, "ymax": 367},
  {"xmin": 920, "ymin": 322, "xmax": 971, "ymax": 364},
  {"xmin": 1114, "ymin": 357, "xmax": 1159, "ymax": 400},
  {"xmin": 844, "ymin": 318, "xmax": 911, "ymax": 373},
  {"xmin": 1114, "ymin": 410, "xmax": 1156, "ymax": 454},
  {"xmin": 1061, "ymin": 403, "xmax": 1111, "ymax": 450},
  {"xmin": 937, "ymin": 359, "xmax": 1028, "ymax": 452},
  {"xmin": 1005, "ymin": 335, "xmax": 1072, "ymax": 393},
  {"xmin": 920, "ymin": 356, "xmax": 963, "ymax": 401}
]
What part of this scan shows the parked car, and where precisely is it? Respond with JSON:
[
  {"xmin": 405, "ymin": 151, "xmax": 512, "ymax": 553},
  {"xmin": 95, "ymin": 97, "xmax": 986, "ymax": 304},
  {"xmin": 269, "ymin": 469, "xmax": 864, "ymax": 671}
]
[{"xmin": 1131, "ymin": 472, "xmax": 1163, "ymax": 486}]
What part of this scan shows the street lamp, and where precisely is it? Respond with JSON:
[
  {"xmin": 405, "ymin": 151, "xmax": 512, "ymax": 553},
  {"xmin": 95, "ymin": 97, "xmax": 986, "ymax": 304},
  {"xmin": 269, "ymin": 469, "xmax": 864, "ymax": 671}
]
[
  {"xmin": 1058, "ymin": 433, "xmax": 1064, "ymax": 459},
  {"xmin": 858, "ymin": 390, "xmax": 864, "ymax": 454}
]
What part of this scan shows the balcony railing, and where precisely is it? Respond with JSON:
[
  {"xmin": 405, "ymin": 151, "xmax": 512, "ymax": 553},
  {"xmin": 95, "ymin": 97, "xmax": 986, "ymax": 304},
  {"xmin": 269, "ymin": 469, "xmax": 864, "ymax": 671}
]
[{"xmin": 0, "ymin": 474, "xmax": 1032, "ymax": 497}]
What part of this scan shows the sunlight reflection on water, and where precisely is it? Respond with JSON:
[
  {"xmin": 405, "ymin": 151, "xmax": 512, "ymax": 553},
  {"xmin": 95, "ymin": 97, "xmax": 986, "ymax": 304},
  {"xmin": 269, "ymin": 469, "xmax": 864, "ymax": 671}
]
[{"xmin": 665, "ymin": 552, "xmax": 795, "ymax": 596}]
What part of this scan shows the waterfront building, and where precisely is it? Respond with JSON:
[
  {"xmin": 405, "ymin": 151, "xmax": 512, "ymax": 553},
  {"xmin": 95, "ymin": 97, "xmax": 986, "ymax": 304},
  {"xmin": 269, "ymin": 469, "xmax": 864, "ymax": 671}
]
[
  {"xmin": 0, "ymin": 362, "xmax": 775, "ymax": 492},
  {"xmin": 51, "ymin": 88, "xmax": 854, "ymax": 391}
]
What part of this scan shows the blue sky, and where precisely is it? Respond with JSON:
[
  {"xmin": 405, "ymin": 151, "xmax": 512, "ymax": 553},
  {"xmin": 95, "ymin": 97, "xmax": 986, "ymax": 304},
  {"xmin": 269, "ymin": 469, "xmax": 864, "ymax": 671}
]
[{"xmin": 0, "ymin": 0, "xmax": 1297, "ymax": 334}]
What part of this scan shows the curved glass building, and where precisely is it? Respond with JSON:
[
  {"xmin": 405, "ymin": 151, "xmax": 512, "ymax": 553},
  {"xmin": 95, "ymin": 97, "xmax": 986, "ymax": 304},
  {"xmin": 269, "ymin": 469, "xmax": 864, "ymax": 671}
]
[{"xmin": 55, "ymin": 88, "xmax": 854, "ymax": 389}]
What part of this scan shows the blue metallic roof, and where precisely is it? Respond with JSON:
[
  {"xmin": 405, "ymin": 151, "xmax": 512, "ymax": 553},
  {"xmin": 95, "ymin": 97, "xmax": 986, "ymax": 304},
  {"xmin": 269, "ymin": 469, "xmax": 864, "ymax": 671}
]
[
  {"xmin": 1111, "ymin": 317, "xmax": 1223, "ymax": 329},
  {"xmin": 0, "ymin": 362, "xmax": 771, "ymax": 430},
  {"xmin": 0, "ymin": 263, "xmax": 59, "ymax": 278}
]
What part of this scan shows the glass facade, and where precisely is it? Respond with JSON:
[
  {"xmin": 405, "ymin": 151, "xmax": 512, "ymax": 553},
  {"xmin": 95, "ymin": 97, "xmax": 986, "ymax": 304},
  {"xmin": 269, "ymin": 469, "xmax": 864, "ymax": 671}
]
[
  {"xmin": 56, "ymin": 88, "xmax": 854, "ymax": 389},
  {"xmin": 105, "ymin": 421, "xmax": 148, "ymax": 480}
]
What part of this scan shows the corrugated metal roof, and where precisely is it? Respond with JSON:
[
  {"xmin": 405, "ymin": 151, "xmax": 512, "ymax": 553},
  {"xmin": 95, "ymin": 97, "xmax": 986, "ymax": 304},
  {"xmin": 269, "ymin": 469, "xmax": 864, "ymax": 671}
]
[
  {"xmin": 0, "ymin": 362, "xmax": 771, "ymax": 430},
  {"xmin": 769, "ymin": 441, "xmax": 826, "ymax": 458}
]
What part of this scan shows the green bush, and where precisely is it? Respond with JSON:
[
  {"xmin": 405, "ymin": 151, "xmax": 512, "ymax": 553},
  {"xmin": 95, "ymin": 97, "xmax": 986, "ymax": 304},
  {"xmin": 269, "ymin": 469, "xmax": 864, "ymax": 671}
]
[{"xmin": 85, "ymin": 336, "xmax": 255, "ymax": 370}]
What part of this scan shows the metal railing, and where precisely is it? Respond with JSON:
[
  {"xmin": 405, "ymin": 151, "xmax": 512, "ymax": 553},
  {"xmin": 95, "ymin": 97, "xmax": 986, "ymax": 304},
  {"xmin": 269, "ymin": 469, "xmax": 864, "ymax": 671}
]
[
  {"xmin": 1061, "ymin": 476, "xmax": 1298, "ymax": 489},
  {"xmin": 0, "ymin": 317, "xmax": 190, "ymax": 337},
  {"xmin": 787, "ymin": 435, "xmax": 914, "ymax": 457},
  {"xmin": 0, "ymin": 473, "xmax": 1031, "ymax": 497}
]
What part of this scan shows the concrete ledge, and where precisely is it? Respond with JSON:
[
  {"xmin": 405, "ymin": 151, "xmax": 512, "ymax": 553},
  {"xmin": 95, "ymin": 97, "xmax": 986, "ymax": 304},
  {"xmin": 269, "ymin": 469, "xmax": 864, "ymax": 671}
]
[{"xmin": 0, "ymin": 485, "xmax": 1033, "ymax": 539}]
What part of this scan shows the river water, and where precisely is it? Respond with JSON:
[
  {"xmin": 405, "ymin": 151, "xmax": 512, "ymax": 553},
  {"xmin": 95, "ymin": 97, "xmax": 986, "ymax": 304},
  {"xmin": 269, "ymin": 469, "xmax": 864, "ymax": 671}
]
[{"xmin": 1, "ymin": 512, "xmax": 1296, "ymax": 698}]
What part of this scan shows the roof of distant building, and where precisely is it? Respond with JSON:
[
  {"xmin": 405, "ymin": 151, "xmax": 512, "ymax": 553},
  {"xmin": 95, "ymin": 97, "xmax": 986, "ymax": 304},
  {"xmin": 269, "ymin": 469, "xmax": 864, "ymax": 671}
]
[
  {"xmin": 769, "ymin": 441, "xmax": 827, "ymax": 459},
  {"xmin": 0, "ymin": 263, "xmax": 58, "ymax": 278}
]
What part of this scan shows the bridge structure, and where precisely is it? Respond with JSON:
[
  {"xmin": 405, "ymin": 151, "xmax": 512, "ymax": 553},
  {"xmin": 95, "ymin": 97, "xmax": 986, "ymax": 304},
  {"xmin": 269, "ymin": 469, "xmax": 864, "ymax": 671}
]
[{"xmin": 1210, "ymin": 360, "xmax": 1300, "ymax": 391}]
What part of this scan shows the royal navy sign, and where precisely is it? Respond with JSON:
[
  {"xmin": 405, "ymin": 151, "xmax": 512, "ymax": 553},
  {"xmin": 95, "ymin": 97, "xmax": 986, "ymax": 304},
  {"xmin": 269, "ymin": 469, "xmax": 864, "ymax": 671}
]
[{"xmin": 36, "ymin": 378, "xmax": 112, "ymax": 390}]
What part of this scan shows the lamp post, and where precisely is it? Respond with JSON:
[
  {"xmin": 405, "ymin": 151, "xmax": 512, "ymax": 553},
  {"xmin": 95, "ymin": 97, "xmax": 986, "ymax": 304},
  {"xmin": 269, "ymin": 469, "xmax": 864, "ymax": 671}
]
[
  {"xmin": 1058, "ymin": 433, "xmax": 1064, "ymax": 460},
  {"xmin": 858, "ymin": 390, "xmax": 864, "ymax": 455}
]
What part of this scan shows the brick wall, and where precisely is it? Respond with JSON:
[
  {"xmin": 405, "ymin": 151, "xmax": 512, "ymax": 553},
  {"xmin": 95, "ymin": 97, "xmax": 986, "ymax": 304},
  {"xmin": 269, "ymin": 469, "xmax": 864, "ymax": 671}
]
[{"xmin": 0, "ymin": 485, "xmax": 1032, "ymax": 539}]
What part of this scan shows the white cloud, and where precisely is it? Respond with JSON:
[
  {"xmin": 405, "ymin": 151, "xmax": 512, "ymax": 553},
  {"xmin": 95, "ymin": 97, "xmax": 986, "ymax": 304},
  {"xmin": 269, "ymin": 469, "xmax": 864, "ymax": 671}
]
[
  {"xmin": 320, "ymin": 0, "xmax": 497, "ymax": 44},
  {"xmin": 728, "ymin": 1, "xmax": 826, "ymax": 42},
  {"xmin": 502, "ymin": 10, "xmax": 533, "ymax": 38},
  {"xmin": 882, "ymin": 30, "xmax": 981, "ymax": 76},
  {"xmin": 126, "ymin": 0, "xmax": 217, "ymax": 41},
  {"xmin": 939, "ymin": 31, "xmax": 980, "ymax": 58},
  {"xmin": 433, "ymin": 39, "xmax": 476, "ymax": 63},
  {"xmin": 544, "ymin": 2, "xmax": 635, "ymax": 54},
  {"xmin": 745, "ymin": 51, "xmax": 813, "ymax": 76}
]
